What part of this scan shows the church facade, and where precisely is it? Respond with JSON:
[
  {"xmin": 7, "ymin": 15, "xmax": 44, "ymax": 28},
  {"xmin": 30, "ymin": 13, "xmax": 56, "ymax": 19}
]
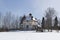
[{"xmin": 20, "ymin": 13, "xmax": 40, "ymax": 30}]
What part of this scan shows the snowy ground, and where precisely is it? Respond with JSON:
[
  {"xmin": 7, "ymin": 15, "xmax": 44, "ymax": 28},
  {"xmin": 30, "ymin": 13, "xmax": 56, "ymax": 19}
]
[{"xmin": 0, "ymin": 31, "xmax": 60, "ymax": 40}]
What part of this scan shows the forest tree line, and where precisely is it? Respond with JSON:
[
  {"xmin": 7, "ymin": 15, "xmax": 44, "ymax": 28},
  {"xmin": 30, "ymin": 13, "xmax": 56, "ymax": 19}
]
[{"xmin": 0, "ymin": 7, "xmax": 60, "ymax": 32}]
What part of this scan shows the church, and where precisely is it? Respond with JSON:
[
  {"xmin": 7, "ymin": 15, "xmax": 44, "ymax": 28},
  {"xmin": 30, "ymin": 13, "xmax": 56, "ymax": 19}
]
[{"xmin": 20, "ymin": 13, "xmax": 40, "ymax": 30}]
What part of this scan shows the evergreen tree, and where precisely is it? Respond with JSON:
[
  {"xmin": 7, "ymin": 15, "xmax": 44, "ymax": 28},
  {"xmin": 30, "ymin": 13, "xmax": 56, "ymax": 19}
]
[
  {"xmin": 41, "ymin": 17, "xmax": 45, "ymax": 32},
  {"xmin": 20, "ymin": 15, "xmax": 26, "ymax": 30},
  {"xmin": 20, "ymin": 15, "xmax": 26, "ymax": 24},
  {"xmin": 54, "ymin": 16, "xmax": 59, "ymax": 32}
]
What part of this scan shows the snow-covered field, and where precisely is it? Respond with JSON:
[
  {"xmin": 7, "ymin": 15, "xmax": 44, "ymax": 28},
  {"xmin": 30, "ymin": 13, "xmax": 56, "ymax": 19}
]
[{"xmin": 0, "ymin": 31, "xmax": 60, "ymax": 40}]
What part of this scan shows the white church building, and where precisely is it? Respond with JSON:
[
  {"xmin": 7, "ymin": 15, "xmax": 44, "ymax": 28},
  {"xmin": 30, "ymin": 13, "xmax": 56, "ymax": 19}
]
[{"xmin": 20, "ymin": 13, "xmax": 40, "ymax": 30}]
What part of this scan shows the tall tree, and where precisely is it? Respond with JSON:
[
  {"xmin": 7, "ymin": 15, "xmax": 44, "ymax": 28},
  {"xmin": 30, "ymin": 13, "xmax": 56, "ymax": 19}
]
[
  {"xmin": 20, "ymin": 15, "xmax": 26, "ymax": 30},
  {"xmin": 14, "ymin": 16, "xmax": 19, "ymax": 30},
  {"xmin": 0, "ymin": 12, "xmax": 2, "ymax": 28},
  {"xmin": 54, "ymin": 16, "xmax": 59, "ymax": 32},
  {"xmin": 41, "ymin": 17, "xmax": 45, "ymax": 32},
  {"xmin": 20, "ymin": 15, "xmax": 26, "ymax": 24},
  {"xmin": 3, "ymin": 12, "xmax": 12, "ymax": 30},
  {"xmin": 45, "ymin": 7, "xmax": 56, "ymax": 32}
]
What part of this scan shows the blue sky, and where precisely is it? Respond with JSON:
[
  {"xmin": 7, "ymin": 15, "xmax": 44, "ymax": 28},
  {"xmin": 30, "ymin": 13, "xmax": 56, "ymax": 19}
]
[{"xmin": 0, "ymin": 0, "xmax": 60, "ymax": 19}]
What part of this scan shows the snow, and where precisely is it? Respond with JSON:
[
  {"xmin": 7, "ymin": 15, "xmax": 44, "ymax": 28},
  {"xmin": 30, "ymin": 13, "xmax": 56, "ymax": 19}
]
[{"xmin": 0, "ymin": 31, "xmax": 60, "ymax": 40}]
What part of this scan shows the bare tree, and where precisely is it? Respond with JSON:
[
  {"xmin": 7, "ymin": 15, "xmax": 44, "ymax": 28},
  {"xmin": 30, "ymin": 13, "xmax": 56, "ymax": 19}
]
[
  {"xmin": 0, "ymin": 12, "xmax": 3, "ymax": 31},
  {"xmin": 3, "ymin": 12, "xmax": 12, "ymax": 31},
  {"xmin": 14, "ymin": 16, "xmax": 20, "ymax": 30},
  {"xmin": 0, "ymin": 12, "xmax": 2, "ymax": 27},
  {"xmin": 45, "ymin": 7, "xmax": 56, "ymax": 32}
]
